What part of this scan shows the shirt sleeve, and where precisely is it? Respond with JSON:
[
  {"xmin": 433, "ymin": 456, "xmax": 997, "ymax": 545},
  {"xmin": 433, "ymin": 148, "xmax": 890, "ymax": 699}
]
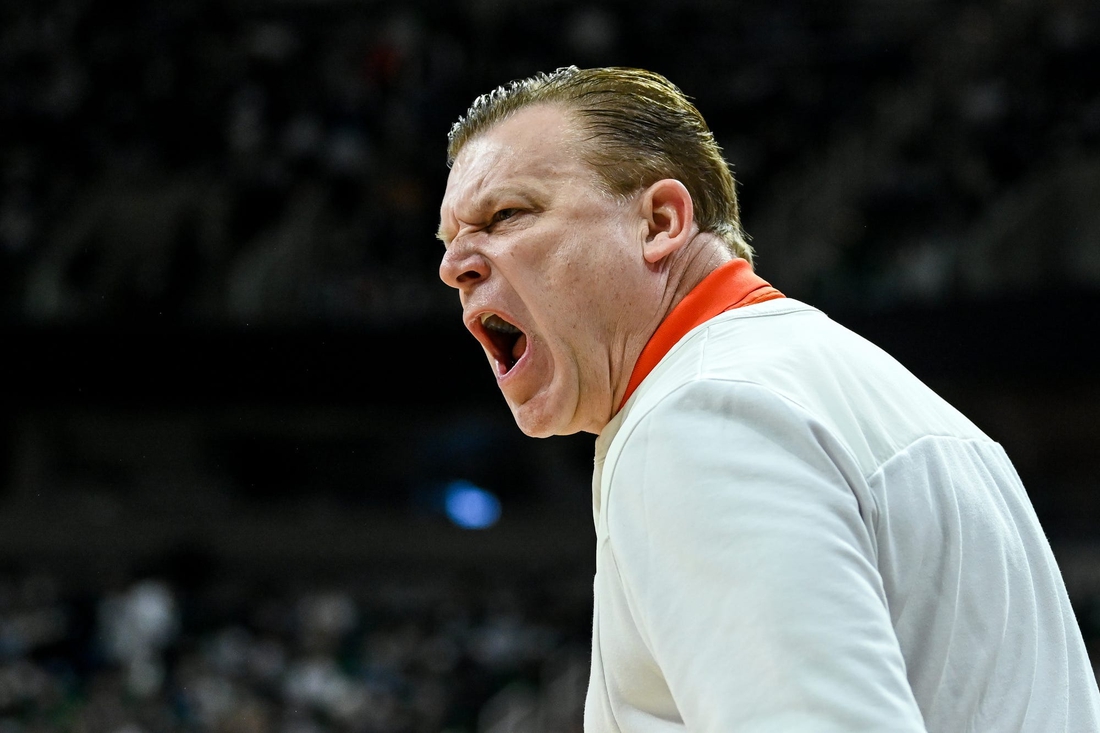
[{"xmin": 604, "ymin": 378, "xmax": 928, "ymax": 732}]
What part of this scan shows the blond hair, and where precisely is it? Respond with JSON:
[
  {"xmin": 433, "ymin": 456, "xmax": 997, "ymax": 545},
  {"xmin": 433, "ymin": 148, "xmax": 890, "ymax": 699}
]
[{"xmin": 447, "ymin": 66, "xmax": 752, "ymax": 262}]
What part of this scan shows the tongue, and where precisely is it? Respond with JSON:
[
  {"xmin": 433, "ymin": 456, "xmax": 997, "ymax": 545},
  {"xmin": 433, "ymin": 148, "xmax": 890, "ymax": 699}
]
[{"xmin": 512, "ymin": 333, "xmax": 527, "ymax": 362}]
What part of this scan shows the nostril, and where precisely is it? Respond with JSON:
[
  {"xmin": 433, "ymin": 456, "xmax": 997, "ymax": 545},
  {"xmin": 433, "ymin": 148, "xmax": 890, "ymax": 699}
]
[{"xmin": 456, "ymin": 269, "xmax": 481, "ymax": 284}]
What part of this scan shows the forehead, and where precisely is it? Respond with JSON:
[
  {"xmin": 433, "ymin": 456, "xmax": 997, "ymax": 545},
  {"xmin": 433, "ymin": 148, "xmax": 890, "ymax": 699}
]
[{"xmin": 440, "ymin": 105, "xmax": 597, "ymax": 220}]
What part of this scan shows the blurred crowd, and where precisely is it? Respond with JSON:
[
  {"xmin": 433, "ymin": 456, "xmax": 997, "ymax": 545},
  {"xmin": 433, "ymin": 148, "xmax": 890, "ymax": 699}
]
[
  {"xmin": 3, "ymin": 0, "xmax": 1100, "ymax": 729},
  {"xmin": 0, "ymin": 566, "xmax": 592, "ymax": 732},
  {"xmin": 2, "ymin": 0, "xmax": 1098, "ymax": 327},
  {"xmin": 1, "ymin": 560, "xmax": 1098, "ymax": 732}
]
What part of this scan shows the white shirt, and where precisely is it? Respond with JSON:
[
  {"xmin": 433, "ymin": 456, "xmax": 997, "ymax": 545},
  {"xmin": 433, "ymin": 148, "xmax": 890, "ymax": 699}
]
[{"xmin": 586, "ymin": 298, "xmax": 1100, "ymax": 732}]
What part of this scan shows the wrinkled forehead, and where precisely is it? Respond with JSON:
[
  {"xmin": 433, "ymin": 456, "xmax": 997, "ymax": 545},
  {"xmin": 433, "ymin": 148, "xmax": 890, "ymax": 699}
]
[
  {"xmin": 439, "ymin": 105, "xmax": 596, "ymax": 221},
  {"xmin": 453, "ymin": 102, "xmax": 585, "ymax": 169},
  {"xmin": 454, "ymin": 106, "xmax": 586, "ymax": 179}
]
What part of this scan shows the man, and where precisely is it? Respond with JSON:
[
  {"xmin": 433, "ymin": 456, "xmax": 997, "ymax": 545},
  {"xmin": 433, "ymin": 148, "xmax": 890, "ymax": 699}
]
[{"xmin": 437, "ymin": 66, "xmax": 1100, "ymax": 731}]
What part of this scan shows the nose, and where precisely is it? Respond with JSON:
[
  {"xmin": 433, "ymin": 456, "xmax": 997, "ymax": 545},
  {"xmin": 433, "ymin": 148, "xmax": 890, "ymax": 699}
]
[{"xmin": 439, "ymin": 237, "xmax": 489, "ymax": 290}]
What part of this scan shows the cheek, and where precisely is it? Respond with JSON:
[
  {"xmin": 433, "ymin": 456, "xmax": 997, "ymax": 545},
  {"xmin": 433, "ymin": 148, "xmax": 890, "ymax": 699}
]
[{"xmin": 520, "ymin": 224, "xmax": 629, "ymax": 338}]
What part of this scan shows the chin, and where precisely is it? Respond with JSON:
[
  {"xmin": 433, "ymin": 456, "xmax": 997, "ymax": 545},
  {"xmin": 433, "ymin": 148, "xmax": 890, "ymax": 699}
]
[
  {"xmin": 510, "ymin": 408, "xmax": 562, "ymax": 439},
  {"xmin": 509, "ymin": 399, "xmax": 600, "ymax": 438},
  {"xmin": 507, "ymin": 395, "xmax": 573, "ymax": 439},
  {"xmin": 505, "ymin": 380, "xmax": 599, "ymax": 437}
]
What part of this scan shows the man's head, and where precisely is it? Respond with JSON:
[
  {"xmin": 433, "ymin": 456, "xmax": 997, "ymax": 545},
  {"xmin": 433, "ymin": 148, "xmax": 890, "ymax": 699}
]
[
  {"xmin": 447, "ymin": 66, "xmax": 752, "ymax": 263},
  {"xmin": 438, "ymin": 68, "xmax": 742, "ymax": 438}
]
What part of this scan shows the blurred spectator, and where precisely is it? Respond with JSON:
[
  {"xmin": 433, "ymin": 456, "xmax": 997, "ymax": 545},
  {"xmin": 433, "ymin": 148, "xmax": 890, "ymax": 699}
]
[
  {"xmin": 3, "ymin": 0, "xmax": 1098, "ymax": 328},
  {"xmin": 0, "ymin": 567, "xmax": 590, "ymax": 732}
]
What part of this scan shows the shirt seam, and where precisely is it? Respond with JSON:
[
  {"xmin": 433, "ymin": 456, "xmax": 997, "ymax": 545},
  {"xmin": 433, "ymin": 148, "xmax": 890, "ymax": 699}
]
[{"xmin": 865, "ymin": 434, "xmax": 1004, "ymax": 484}]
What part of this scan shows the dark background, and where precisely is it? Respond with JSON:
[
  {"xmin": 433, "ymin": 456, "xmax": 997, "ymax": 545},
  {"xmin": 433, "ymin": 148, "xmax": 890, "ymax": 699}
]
[{"xmin": 2, "ymin": 0, "xmax": 1099, "ymax": 730}]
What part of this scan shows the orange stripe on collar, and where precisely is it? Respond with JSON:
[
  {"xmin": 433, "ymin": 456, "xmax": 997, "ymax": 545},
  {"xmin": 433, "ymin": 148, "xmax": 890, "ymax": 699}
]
[{"xmin": 618, "ymin": 258, "xmax": 784, "ymax": 411}]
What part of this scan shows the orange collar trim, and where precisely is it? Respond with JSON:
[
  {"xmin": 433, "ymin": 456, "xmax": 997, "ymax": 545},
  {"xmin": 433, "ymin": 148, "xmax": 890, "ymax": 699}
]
[{"xmin": 618, "ymin": 258, "xmax": 785, "ymax": 411}]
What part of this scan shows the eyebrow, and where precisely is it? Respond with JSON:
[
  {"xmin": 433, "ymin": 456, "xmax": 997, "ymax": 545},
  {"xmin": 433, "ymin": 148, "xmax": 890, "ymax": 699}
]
[{"xmin": 436, "ymin": 184, "xmax": 547, "ymax": 245}]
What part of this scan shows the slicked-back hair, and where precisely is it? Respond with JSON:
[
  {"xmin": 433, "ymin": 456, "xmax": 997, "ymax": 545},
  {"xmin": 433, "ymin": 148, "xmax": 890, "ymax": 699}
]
[{"xmin": 447, "ymin": 66, "xmax": 753, "ymax": 263}]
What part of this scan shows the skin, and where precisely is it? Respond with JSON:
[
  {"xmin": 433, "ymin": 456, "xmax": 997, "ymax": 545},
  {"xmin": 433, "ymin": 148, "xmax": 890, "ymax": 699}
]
[{"xmin": 438, "ymin": 104, "xmax": 732, "ymax": 437}]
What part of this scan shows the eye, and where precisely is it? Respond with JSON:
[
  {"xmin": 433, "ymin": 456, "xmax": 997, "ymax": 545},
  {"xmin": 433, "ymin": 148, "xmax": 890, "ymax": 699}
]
[{"xmin": 490, "ymin": 208, "xmax": 520, "ymax": 225}]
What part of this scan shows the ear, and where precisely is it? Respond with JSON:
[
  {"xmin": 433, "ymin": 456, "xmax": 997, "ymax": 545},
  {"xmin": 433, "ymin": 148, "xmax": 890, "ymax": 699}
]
[{"xmin": 640, "ymin": 179, "xmax": 695, "ymax": 264}]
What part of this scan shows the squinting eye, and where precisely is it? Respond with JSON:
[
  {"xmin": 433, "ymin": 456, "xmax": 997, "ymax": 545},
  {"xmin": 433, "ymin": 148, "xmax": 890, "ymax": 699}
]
[{"xmin": 492, "ymin": 208, "xmax": 519, "ymax": 223}]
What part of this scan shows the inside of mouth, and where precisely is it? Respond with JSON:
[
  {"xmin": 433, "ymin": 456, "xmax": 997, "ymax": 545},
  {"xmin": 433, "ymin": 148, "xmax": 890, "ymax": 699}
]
[{"xmin": 487, "ymin": 329, "xmax": 523, "ymax": 373}]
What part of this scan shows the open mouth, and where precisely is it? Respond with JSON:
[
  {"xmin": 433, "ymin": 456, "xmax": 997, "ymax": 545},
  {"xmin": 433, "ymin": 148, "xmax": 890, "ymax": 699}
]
[{"xmin": 479, "ymin": 313, "xmax": 528, "ymax": 376}]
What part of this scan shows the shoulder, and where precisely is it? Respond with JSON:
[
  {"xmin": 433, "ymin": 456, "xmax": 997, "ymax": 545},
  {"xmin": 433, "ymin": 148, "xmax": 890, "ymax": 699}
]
[{"xmin": 604, "ymin": 297, "xmax": 990, "ymax": 482}]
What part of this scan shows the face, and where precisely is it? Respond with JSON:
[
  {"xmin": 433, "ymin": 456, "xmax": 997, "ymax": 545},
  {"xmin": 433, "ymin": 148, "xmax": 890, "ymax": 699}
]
[{"xmin": 438, "ymin": 105, "xmax": 656, "ymax": 437}]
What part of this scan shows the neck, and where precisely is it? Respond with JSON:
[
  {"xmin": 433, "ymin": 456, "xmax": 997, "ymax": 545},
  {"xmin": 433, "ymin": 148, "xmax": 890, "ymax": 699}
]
[
  {"xmin": 658, "ymin": 232, "xmax": 736, "ymax": 323},
  {"xmin": 602, "ymin": 233, "xmax": 735, "ymax": 430}
]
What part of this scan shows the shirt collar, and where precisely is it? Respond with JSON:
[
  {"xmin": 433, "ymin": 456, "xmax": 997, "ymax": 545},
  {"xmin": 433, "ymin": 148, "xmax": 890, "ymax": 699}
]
[{"xmin": 617, "ymin": 258, "xmax": 785, "ymax": 411}]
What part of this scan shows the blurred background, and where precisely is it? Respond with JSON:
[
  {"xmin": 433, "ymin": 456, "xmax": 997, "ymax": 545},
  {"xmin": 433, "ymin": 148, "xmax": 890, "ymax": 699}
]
[{"xmin": 2, "ymin": 0, "xmax": 1099, "ymax": 730}]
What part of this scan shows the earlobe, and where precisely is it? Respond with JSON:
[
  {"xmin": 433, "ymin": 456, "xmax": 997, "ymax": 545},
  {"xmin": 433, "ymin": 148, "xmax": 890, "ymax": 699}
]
[{"xmin": 642, "ymin": 179, "xmax": 694, "ymax": 264}]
